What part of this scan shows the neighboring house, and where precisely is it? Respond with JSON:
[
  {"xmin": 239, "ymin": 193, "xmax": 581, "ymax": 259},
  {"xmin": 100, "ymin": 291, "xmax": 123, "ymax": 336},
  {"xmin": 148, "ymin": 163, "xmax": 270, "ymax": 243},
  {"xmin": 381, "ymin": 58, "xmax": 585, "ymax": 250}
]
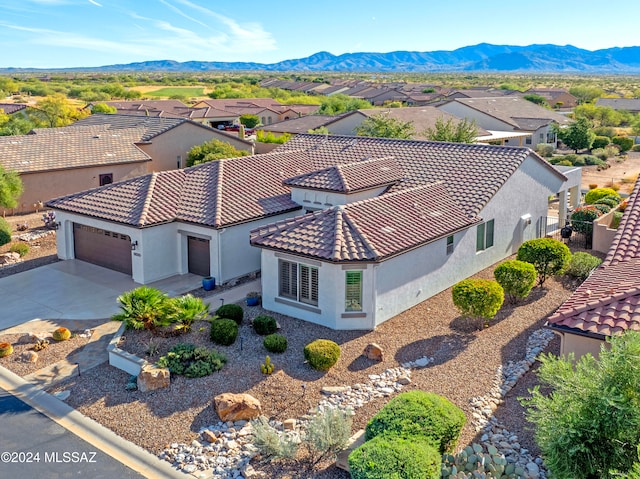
[
  {"xmin": 0, "ymin": 103, "xmax": 28, "ymax": 115},
  {"xmin": 258, "ymin": 115, "xmax": 342, "ymax": 137},
  {"xmin": 524, "ymin": 88, "xmax": 577, "ymax": 110},
  {"xmin": 47, "ymin": 135, "xmax": 574, "ymax": 320},
  {"xmin": 595, "ymin": 98, "xmax": 640, "ymax": 113},
  {"xmin": 437, "ymin": 97, "xmax": 572, "ymax": 148},
  {"xmin": 192, "ymin": 99, "xmax": 319, "ymax": 125},
  {"xmin": 546, "ymin": 176, "xmax": 640, "ymax": 359}
]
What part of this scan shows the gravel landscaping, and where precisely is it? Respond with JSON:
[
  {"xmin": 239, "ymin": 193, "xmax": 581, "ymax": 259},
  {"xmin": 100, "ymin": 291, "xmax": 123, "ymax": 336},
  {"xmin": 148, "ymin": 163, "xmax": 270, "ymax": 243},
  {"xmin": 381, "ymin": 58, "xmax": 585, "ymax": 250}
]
[{"xmin": 42, "ymin": 256, "xmax": 580, "ymax": 478}]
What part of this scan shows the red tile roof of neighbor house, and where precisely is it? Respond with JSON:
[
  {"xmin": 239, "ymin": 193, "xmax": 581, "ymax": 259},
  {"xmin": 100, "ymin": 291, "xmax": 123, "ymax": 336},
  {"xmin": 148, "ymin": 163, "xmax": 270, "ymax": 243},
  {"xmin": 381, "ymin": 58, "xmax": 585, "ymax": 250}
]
[
  {"xmin": 47, "ymin": 134, "xmax": 564, "ymax": 229},
  {"xmin": 250, "ymin": 183, "xmax": 480, "ymax": 262},
  {"xmin": 547, "ymin": 177, "xmax": 640, "ymax": 338}
]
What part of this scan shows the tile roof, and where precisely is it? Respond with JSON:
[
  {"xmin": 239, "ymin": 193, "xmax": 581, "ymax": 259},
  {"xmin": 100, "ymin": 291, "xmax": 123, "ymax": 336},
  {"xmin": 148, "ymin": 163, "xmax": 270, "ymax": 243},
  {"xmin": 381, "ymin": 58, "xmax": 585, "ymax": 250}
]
[
  {"xmin": 250, "ymin": 183, "xmax": 480, "ymax": 262},
  {"xmin": 0, "ymin": 125, "xmax": 150, "ymax": 174},
  {"xmin": 547, "ymin": 177, "xmax": 640, "ymax": 338},
  {"xmin": 283, "ymin": 157, "xmax": 403, "ymax": 193},
  {"xmin": 260, "ymin": 115, "xmax": 339, "ymax": 133},
  {"xmin": 595, "ymin": 98, "xmax": 640, "ymax": 111},
  {"xmin": 0, "ymin": 103, "xmax": 27, "ymax": 115},
  {"xmin": 47, "ymin": 134, "xmax": 564, "ymax": 231}
]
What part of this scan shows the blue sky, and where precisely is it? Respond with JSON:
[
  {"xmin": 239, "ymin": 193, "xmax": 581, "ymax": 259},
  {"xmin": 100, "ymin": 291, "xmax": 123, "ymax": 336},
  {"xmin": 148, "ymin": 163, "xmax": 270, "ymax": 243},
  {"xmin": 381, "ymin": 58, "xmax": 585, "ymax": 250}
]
[{"xmin": 1, "ymin": 0, "xmax": 639, "ymax": 68}]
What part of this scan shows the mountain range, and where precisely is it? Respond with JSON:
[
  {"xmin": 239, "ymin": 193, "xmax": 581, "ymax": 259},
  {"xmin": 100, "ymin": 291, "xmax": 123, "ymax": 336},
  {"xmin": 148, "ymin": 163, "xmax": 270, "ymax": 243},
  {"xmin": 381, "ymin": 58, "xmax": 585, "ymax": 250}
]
[{"xmin": 4, "ymin": 43, "xmax": 640, "ymax": 73}]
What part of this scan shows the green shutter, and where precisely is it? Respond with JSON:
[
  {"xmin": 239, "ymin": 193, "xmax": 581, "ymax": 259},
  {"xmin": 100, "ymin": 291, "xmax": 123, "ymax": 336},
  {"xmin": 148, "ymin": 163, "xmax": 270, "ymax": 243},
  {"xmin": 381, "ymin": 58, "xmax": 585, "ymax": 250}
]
[
  {"xmin": 476, "ymin": 223, "xmax": 485, "ymax": 251},
  {"xmin": 345, "ymin": 271, "xmax": 363, "ymax": 311}
]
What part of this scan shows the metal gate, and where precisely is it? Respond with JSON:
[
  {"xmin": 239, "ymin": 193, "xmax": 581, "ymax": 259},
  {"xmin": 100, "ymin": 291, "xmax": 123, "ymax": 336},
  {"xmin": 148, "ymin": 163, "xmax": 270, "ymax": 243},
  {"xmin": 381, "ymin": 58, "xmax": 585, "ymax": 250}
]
[{"xmin": 539, "ymin": 216, "xmax": 592, "ymax": 249}]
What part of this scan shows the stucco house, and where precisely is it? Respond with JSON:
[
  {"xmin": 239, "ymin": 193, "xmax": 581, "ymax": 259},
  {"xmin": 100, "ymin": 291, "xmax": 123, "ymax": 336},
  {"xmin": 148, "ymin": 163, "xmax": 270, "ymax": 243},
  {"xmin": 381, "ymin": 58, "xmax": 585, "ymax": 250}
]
[
  {"xmin": 546, "ymin": 177, "xmax": 640, "ymax": 359},
  {"xmin": 437, "ymin": 96, "xmax": 572, "ymax": 148},
  {"xmin": 48, "ymin": 134, "xmax": 572, "ymax": 331}
]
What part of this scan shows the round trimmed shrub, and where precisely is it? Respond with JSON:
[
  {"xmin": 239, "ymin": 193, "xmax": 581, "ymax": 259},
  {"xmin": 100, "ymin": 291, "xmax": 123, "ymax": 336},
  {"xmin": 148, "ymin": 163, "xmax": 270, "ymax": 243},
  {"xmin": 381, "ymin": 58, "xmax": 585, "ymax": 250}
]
[
  {"xmin": 593, "ymin": 204, "xmax": 611, "ymax": 215},
  {"xmin": 0, "ymin": 342, "xmax": 14, "ymax": 358},
  {"xmin": 566, "ymin": 252, "xmax": 603, "ymax": 280},
  {"xmin": 9, "ymin": 242, "xmax": 29, "ymax": 257},
  {"xmin": 612, "ymin": 136, "xmax": 634, "ymax": 152},
  {"xmin": 0, "ymin": 217, "xmax": 11, "ymax": 247},
  {"xmin": 585, "ymin": 187, "xmax": 620, "ymax": 205},
  {"xmin": 253, "ymin": 315, "xmax": 277, "ymax": 335},
  {"xmin": 348, "ymin": 435, "xmax": 440, "ymax": 479},
  {"xmin": 52, "ymin": 327, "xmax": 71, "ymax": 341},
  {"xmin": 303, "ymin": 339, "xmax": 340, "ymax": 371},
  {"xmin": 215, "ymin": 304, "xmax": 243, "ymax": 324},
  {"xmin": 517, "ymin": 238, "xmax": 571, "ymax": 286},
  {"xmin": 364, "ymin": 390, "xmax": 466, "ymax": 454},
  {"xmin": 591, "ymin": 135, "xmax": 610, "ymax": 150},
  {"xmin": 633, "ymin": 144, "xmax": 640, "ymax": 152},
  {"xmin": 263, "ymin": 333, "xmax": 288, "ymax": 353},
  {"xmin": 493, "ymin": 260, "xmax": 537, "ymax": 302},
  {"xmin": 594, "ymin": 195, "xmax": 621, "ymax": 208},
  {"xmin": 210, "ymin": 318, "xmax": 238, "ymax": 346},
  {"xmin": 451, "ymin": 279, "xmax": 504, "ymax": 322}
]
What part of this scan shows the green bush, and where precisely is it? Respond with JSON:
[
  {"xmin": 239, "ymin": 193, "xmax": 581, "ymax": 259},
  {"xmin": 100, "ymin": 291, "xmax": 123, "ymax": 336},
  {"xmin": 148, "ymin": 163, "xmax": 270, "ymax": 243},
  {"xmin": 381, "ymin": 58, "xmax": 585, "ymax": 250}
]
[
  {"xmin": 594, "ymin": 195, "xmax": 621, "ymax": 208},
  {"xmin": 571, "ymin": 206, "xmax": 603, "ymax": 235},
  {"xmin": 263, "ymin": 333, "xmax": 288, "ymax": 353},
  {"xmin": 365, "ymin": 391, "xmax": 466, "ymax": 454},
  {"xmin": 493, "ymin": 260, "xmax": 537, "ymax": 302},
  {"xmin": 593, "ymin": 204, "xmax": 611, "ymax": 214},
  {"xmin": 571, "ymin": 156, "xmax": 586, "ymax": 167},
  {"xmin": 209, "ymin": 318, "xmax": 238, "ymax": 346},
  {"xmin": 157, "ymin": 343, "xmax": 226, "ymax": 378},
  {"xmin": 611, "ymin": 211, "xmax": 624, "ymax": 229},
  {"xmin": 516, "ymin": 238, "xmax": 571, "ymax": 286},
  {"xmin": 591, "ymin": 136, "xmax": 610, "ymax": 149},
  {"xmin": 303, "ymin": 339, "xmax": 340, "ymax": 371},
  {"xmin": 171, "ymin": 294, "xmax": 209, "ymax": 334},
  {"xmin": 632, "ymin": 144, "xmax": 640, "ymax": 152},
  {"xmin": 215, "ymin": 304, "xmax": 243, "ymax": 324},
  {"xmin": 522, "ymin": 331, "xmax": 640, "ymax": 479},
  {"xmin": 348, "ymin": 435, "xmax": 440, "ymax": 479},
  {"xmin": 556, "ymin": 159, "xmax": 572, "ymax": 166},
  {"xmin": 452, "ymin": 279, "xmax": 504, "ymax": 324},
  {"xmin": 583, "ymin": 155, "xmax": 606, "ymax": 167},
  {"xmin": 9, "ymin": 242, "xmax": 29, "ymax": 257},
  {"xmin": 253, "ymin": 315, "xmax": 278, "ymax": 335},
  {"xmin": 535, "ymin": 143, "xmax": 554, "ymax": 157},
  {"xmin": 566, "ymin": 252, "xmax": 603, "ymax": 280},
  {"xmin": 593, "ymin": 126, "xmax": 616, "ymax": 138},
  {"xmin": 0, "ymin": 217, "xmax": 11, "ymax": 247},
  {"xmin": 612, "ymin": 136, "xmax": 634, "ymax": 152},
  {"xmin": 585, "ymin": 187, "xmax": 621, "ymax": 205},
  {"xmin": 112, "ymin": 286, "xmax": 175, "ymax": 331}
]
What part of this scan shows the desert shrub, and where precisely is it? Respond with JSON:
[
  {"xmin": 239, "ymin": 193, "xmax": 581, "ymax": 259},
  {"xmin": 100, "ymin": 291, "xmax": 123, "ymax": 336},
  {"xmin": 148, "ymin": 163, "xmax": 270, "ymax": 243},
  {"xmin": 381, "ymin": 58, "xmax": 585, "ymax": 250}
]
[
  {"xmin": 591, "ymin": 136, "xmax": 610, "ymax": 149},
  {"xmin": 303, "ymin": 339, "xmax": 340, "ymax": 371},
  {"xmin": 583, "ymin": 155, "xmax": 606, "ymax": 167},
  {"xmin": 556, "ymin": 159, "xmax": 572, "ymax": 166},
  {"xmin": 605, "ymin": 143, "xmax": 620, "ymax": 157},
  {"xmin": 593, "ymin": 126, "xmax": 616, "ymax": 138},
  {"xmin": 535, "ymin": 143, "xmax": 554, "ymax": 157},
  {"xmin": 365, "ymin": 390, "xmax": 466, "ymax": 454},
  {"xmin": 522, "ymin": 331, "xmax": 640, "ymax": 479},
  {"xmin": 112, "ymin": 286, "xmax": 175, "ymax": 332},
  {"xmin": 612, "ymin": 136, "xmax": 634, "ymax": 152},
  {"xmin": 209, "ymin": 318, "xmax": 238, "ymax": 346},
  {"xmin": 157, "ymin": 343, "xmax": 226, "ymax": 378},
  {"xmin": 305, "ymin": 407, "xmax": 353, "ymax": 458},
  {"xmin": 585, "ymin": 187, "xmax": 620, "ymax": 205},
  {"xmin": 171, "ymin": 294, "xmax": 209, "ymax": 334},
  {"xmin": 516, "ymin": 238, "xmax": 571, "ymax": 286},
  {"xmin": 349, "ymin": 435, "xmax": 440, "ymax": 479},
  {"xmin": 263, "ymin": 333, "xmax": 288, "ymax": 353},
  {"xmin": 251, "ymin": 416, "xmax": 300, "ymax": 459},
  {"xmin": 565, "ymin": 252, "xmax": 603, "ymax": 280},
  {"xmin": 0, "ymin": 217, "xmax": 11, "ymax": 247},
  {"xmin": 9, "ymin": 242, "xmax": 29, "ymax": 257},
  {"xmin": 52, "ymin": 327, "xmax": 71, "ymax": 341},
  {"xmin": 593, "ymin": 203, "xmax": 611, "ymax": 214},
  {"xmin": 632, "ymin": 144, "xmax": 640, "ymax": 152},
  {"xmin": 594, "ymin": 195, "xmax": 621, "ymax": 208},
  {"xmin": 0, "ymin": 342, "xmax": 14, "ymax": 358},
  {"xmin": 611, "ymin": 211, "xmax": 624, "ymax": 229},
  {"xmin": 452, "ymin": 279, "xmax": 504, "ymax": 325},
  {"xmin": 493, "ymin": 260, "xmax": 537, "ymax": 303},
  {"xmin": 591, "ymin": 148, "xmax": 607, "ymax": 160},
  {"xmin": 253, "ymin": 315, "xmax": 278, "ymax": 335},
  {"xmin": 215, "ymin": 304, "xmax": 243, "ymax": 324},
  {"xmin": 571, "ymin": 156, "xmax": 586, "ymax": 167},
  {"xmin": 571, "ymin": 206, "xmax": 603, "ymax": 235}
]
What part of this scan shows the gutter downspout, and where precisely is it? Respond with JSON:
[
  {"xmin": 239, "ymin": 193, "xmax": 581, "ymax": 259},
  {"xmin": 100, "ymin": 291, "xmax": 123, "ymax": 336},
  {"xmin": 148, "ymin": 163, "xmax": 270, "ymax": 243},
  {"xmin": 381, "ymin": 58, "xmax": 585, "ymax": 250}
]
[{"xmin": 217, "ymin": 228, "xmax": 226, "ymax": 283}]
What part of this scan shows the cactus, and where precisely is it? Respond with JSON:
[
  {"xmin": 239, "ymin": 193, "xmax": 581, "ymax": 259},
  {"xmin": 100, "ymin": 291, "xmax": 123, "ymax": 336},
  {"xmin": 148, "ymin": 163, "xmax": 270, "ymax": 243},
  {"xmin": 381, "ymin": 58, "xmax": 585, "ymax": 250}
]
[
  {"xmin": 261, "ymin": 356, "xmax": 274, "ymax": 375},
  {"xmin": 441, "ymin": 443, "xmax": 527, "ymax": 479},
  {"xmin": 33, "ymin": 339, "xmax": 50, "ymax": 351},
  {"xmin": 52, "ymin": 327, "xmax": 71, "ymax": 341},
  {"xmin": 0, "ymin": 342, "xmax": 13, "ymax": 358}
]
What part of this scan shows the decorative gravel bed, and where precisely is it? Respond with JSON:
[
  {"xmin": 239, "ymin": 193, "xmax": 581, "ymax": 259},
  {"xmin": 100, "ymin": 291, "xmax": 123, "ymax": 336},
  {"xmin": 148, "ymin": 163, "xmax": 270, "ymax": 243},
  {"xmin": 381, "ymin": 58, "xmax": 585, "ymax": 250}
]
[{"xmin": 46, "ymin": 260, "xmax": 578, "ymax": 478}]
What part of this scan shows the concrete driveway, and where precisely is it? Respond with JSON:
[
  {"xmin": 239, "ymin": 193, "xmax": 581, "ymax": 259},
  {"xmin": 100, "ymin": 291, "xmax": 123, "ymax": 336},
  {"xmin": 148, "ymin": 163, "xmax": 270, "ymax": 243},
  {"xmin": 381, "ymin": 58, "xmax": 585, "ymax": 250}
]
[{"xmin": 0, "ymin": 260, "xmax": 203, "ymax": 331}]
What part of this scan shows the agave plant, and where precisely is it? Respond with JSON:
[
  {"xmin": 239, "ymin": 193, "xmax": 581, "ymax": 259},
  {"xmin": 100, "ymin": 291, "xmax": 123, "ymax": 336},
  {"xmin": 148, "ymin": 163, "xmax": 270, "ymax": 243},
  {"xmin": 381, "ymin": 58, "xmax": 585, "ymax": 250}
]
[
  {"xmin": 112, "ymin": 286, "xmax": 174, "ymax": 332},
  {"xmin": 172, "ymin": 294, "xmax": 210, "ymax": 334}
]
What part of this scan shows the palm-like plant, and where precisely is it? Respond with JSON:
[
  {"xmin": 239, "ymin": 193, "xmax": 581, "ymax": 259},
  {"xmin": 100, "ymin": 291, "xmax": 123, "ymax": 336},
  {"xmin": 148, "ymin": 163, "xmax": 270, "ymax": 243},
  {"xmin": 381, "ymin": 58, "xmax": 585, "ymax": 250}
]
[
  {"xmin": 171, "ymin": 294, "xmax": 210, "ymax": 334},
  {"xmin": 112, "ymin": 286, "xmax": 174, "ymax": 332}
]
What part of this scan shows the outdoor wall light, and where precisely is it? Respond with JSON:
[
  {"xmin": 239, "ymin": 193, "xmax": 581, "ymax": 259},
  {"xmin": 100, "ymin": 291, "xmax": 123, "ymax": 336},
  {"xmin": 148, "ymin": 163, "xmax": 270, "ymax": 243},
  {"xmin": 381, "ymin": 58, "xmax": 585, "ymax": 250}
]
[{"xmin": 131, "ymin": 240, "xmax": 139, "ymax": 251}]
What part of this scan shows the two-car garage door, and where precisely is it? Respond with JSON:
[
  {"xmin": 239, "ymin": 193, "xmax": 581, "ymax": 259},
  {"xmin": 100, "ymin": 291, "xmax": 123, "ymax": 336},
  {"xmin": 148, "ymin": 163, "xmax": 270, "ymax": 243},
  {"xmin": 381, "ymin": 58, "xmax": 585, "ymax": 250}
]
[{"xmin": 73, "ymin": 223, "xmax": 132, "ymax": 275}]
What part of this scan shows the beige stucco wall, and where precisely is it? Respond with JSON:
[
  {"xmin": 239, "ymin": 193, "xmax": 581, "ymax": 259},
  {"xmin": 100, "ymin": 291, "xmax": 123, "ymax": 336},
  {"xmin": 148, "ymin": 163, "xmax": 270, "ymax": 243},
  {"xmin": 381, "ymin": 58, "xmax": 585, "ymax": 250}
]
[
  {"xmin": 557, "ymin": 331, "xmax": 607, "ymax": 360},
  {"xmin": 593, "ymin": 208, "xmax": 619, "ymax": 253},
  {"xmin": 7, "ymin": 161, "xmax": 149, "ymax": 215}
]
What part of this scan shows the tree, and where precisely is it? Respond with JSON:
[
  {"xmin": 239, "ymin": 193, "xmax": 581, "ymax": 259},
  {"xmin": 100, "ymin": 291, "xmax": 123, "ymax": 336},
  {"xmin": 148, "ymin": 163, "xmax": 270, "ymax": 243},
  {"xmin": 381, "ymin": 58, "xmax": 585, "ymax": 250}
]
[
  {"xmin": 493, "ymin": 260, "xmax": 537, "ymax": 303},
  {"xmin": 355, "ymin": 113, "xmax": 415, "ymax": 139},
  {"xmin": 522, "ymin": 331, "xmax": 640, "ymax": 479},
  {"xmin": 452, "ymin": 279, "xmax": 504, "ymax": 328},
  {"xmin": 0, "ymin": 114, "xmax": 37, "ymax": 136},
  {"xmin": 317, "ymin": 94, "xmax": 371, "ymax": 115},
  {"xmin": 556, "ymin": 117, "xmax": 595, "ymax": 153},
  {"xmin": 516, "ymin": 238, "xmax": 571, "ymax": 286},
  {"xmin": 91, "ymin": 103, "xmax": 117, "ymax": 114},
  {"xmin": 31, "ymin": 94, "xmax": 89, "ymax": 127},
  {"xmin": 0, "ymin": 164, "xmax": 23, "ymax": 210},
  {"xmin": 424, "ymin": 117, "xmax": 479, "ymax": 143},
  {"xmin": 239, "ymin": 114, "xmax": 260, "ymax": 128},
  {"xmin": 569, "ymin": 86, "xmax": 605, "ymax": 104},
  {"xmin": 523, "ymin": 94, "xmax": 549, "ymax": 108},
  {"xmin": 186, "ymin": 139, "xmax": 249, "ymax": 167}
]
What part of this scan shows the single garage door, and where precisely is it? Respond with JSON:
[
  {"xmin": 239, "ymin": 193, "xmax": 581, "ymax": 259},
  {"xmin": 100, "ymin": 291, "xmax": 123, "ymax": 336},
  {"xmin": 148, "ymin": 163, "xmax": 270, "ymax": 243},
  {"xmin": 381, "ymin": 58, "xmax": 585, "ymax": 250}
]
[
  {"xmin": 188, "ymin": 236, "xmax": 210, "ymax": 277},
  {"xmin": 73, "ymin": 223, "xmax": 132, "ymax": 275}
]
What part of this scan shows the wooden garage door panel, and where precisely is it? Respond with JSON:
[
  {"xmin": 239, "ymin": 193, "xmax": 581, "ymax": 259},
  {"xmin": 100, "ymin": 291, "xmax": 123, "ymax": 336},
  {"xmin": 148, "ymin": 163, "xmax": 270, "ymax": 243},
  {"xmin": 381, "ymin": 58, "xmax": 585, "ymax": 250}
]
[
  {"xmin": 188, "ymin": 236, "xmax": 210, "ymax": 277},
  {"xmin": 74, "ymin": 224, "xmax": 132, "ymax": 275}
]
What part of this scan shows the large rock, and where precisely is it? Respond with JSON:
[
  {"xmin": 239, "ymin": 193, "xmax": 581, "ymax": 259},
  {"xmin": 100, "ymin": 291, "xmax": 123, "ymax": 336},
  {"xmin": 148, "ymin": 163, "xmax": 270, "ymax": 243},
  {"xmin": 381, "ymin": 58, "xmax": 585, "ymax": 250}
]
[
  {"xmin": 0, "ymin": 252, "xmax": 21, "ymax": 265},
  {"xmin": 213, "ymin": 393, "xmax": 262, "ymax": 422},
  {"xmin": 137, "ymin": 364, "xmax": 170, "ymax": 393},
  {"xmin": 363, "ymin": 343, "xmax": 384, "ymax": 361}
]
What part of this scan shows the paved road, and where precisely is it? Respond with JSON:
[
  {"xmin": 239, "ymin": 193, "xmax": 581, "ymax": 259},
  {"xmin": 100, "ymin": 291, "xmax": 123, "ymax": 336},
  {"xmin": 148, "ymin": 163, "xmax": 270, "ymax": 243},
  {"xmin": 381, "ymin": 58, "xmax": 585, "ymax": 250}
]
[{"xmin": 0, "ymin": 387, "xmax": 146, "ymax": 479}]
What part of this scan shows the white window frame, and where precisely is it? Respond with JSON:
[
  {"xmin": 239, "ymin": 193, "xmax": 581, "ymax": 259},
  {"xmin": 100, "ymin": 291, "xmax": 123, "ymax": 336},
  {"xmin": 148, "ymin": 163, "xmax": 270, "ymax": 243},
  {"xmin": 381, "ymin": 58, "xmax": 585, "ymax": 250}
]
[
  {"xmin": 476, "ymin": 219, "xmax": 495, "ymax": 252},
  {"xmin": 278, "ymin": 259, "xmax": 318, "ymax": 306}
]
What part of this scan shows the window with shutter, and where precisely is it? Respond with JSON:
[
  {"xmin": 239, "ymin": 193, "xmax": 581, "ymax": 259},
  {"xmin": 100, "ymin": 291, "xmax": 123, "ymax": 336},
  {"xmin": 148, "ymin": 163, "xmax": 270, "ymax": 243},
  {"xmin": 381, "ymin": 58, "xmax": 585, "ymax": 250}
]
[
  {"xmin": 345, "ymin": 271, "xmax": 362, "ymax": 311},
  {"xmin": 278, "ymin": 260, "xmax": 297, "ymax": 299},
  {"xmin": 299, "ymin": 264, "xmax": 318, "ymax": 306}
]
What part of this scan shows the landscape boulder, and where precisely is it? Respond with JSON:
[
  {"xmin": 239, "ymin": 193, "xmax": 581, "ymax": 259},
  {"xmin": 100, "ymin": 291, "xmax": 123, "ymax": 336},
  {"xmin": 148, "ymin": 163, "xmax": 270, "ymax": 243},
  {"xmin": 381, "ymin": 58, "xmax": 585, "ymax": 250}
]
[
  {"xmin": 213, "ymin": 393, "xmax": 262, "ymax": 422},
  {"xmin": 0, "ymin": 252, "xmax": 21, "ymax": 266},
  {"xmin": 137, "ymin": 364, "xmax": 170, "ymax": 392},
  {"xmin": 363, "ymin": 343, "xmax": 384, "ymax": 361}
]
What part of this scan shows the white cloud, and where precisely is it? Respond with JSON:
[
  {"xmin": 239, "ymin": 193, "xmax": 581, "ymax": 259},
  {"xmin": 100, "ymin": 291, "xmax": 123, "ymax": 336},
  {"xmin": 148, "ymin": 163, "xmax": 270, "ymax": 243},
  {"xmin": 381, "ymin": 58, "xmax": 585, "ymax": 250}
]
[{"xmin": 88, "ymin": 0, "xmax": 102, "ymax": 6}]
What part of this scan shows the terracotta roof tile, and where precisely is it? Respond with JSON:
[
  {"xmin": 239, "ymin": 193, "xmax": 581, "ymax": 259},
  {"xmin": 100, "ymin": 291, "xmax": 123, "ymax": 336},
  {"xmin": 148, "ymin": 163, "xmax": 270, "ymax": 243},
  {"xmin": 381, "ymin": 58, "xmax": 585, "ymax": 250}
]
[{"xmin": 250, "ymin": 183, "xmax": 479, "ymax": 261}]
